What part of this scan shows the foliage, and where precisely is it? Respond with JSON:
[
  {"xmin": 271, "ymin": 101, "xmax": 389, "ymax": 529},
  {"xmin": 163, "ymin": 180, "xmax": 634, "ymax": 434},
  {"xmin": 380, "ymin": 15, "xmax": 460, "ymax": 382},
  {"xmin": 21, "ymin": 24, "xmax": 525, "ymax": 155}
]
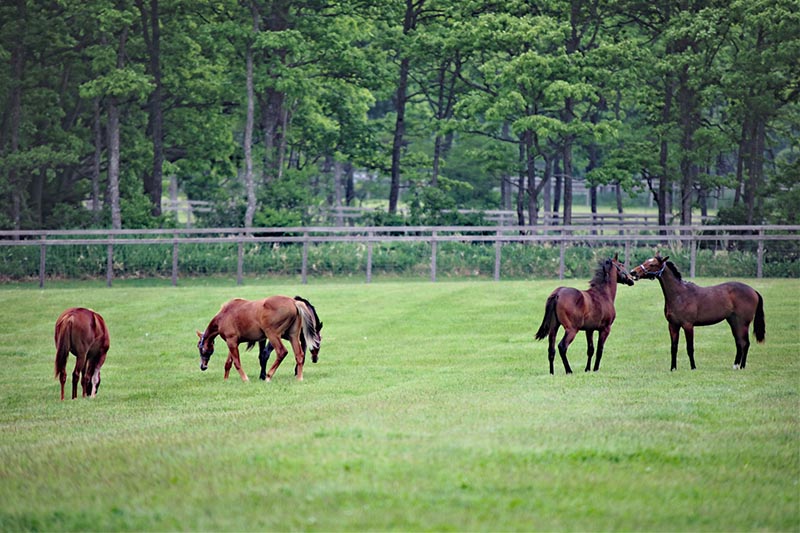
[
  {"xmin": 2, "ymin": 241, "xmax": 797, "ymax": 282},
  {"xmin": 0, "ymin": 0, "xmax": 798, "ymax": 229}
]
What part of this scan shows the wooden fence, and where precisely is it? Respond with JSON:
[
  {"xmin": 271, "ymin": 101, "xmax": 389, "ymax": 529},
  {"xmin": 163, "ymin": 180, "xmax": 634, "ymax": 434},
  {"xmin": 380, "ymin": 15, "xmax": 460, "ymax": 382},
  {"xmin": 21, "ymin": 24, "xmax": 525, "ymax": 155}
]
[{"xmin": 1, "ymin": 224, "xmax": 797, "ymax": 288}]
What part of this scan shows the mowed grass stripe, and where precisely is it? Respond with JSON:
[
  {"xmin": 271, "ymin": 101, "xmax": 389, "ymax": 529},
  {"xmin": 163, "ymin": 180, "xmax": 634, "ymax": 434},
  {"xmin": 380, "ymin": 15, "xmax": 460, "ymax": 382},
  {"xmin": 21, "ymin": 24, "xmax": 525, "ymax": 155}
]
[{"xmin": 0, "ymin": 278, "xmax": 797, "ymax": 531}]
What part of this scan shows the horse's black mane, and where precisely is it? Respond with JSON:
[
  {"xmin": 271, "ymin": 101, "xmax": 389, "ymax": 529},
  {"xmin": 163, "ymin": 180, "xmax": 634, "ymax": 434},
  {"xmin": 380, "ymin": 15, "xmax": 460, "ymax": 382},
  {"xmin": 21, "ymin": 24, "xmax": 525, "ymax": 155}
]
[
  {"xmin": 588, "ymin": 260, "xmax": 610, "ymax": 288},
  {"xmin": 665, "ymin": 261, "xmax": 683, "ymax": 281}
]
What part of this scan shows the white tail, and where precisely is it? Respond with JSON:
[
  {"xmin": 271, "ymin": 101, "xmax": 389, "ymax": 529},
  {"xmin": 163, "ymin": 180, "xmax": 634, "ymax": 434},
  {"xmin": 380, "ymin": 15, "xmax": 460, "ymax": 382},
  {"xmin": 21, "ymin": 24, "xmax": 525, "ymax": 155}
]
[{"xmin": 295, "ymin": 301, "xmax": 320, "ymax": 352}]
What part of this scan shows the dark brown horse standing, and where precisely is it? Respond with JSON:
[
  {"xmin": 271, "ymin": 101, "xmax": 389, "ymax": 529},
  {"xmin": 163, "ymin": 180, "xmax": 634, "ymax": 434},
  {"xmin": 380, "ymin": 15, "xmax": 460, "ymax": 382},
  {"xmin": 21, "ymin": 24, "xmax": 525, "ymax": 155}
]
[
  {"xmin": 196, "ymin": 295, "xmax": 323, "ymax": 382},
  {"xmin": 631, "ymin": 253, "xmax": 765, "ymax": 370},
  {"xmin": 54, "ymin": 307, "xmax": 110, "ymax": 400},
  {"xmin": 535, "ymin": 254, "xmax": 635, "ymax": 374}
]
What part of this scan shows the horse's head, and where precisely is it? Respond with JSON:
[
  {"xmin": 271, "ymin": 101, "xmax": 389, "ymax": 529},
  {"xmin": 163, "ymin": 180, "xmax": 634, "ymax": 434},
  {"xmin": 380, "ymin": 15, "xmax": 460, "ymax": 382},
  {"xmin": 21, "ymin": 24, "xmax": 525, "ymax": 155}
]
[
  {"xmin": 196, "ymin": 330, "xmax": 214, "ymax": 371},
  {"xmin": 611, "ymin": 253, "xmax": 635, "ymax": 286},
  {"xmin": 631, "ymin": 254, "xmax": 668, "ymax": 281}
]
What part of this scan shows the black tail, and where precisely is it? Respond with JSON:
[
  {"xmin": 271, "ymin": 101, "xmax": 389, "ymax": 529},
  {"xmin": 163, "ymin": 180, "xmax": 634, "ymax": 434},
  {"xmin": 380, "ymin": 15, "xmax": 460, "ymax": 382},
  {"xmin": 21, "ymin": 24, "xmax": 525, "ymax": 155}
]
[
  {"xmin": 535, "ymin": 294, "xmax": 559, "ymax": 341},
  {"xmin": 54, "ymin": 317, "xmax": 72, "ymax": 379},
  {"xmin": 754, "ymin": 292, "xmax": 765, "ymax": 343}
]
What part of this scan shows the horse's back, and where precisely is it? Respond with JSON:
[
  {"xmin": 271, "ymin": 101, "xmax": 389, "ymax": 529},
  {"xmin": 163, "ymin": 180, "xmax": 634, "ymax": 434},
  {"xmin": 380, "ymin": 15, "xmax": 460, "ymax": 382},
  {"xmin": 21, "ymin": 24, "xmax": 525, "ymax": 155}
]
[
  {"xmin": 216, "ymin": 296, "xmax": 298, "ymax": 341},
  {"xmin": 55, "ymin": 307, "xmax": 109, "ymax": 353}
]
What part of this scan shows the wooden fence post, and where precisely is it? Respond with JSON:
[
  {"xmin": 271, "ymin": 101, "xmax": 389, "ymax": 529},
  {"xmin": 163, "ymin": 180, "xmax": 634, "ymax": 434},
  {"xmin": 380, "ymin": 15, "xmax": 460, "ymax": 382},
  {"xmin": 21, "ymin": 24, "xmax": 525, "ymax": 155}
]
[
  {"xmin": 39, "ymin": 236, "xmax": 46, "ymax": 289},
  {"xmin": 690, "ymin": 233, "xmax": 697, "ymax": 278},
  {"xmin": 559, "ymin": 230, "xmax": 566, "ymax": 280},
  {"xmin": 172, "ymin": 232, "xmax": 179, "ymax": 287},
  {"xmin": 366, "ymin": 232, "xmax": 373, "ymax": 284},
  {"xmin": 106, "ymin": 241, "xmax": 113, "ymax": 288},
  {"xmin": 494, "ymin": 229, "xmax": 502, "ymax": 281},
  {"xmin": 624, "ymin": 236, "xmax": 630, "ymax": 269},
  {"xmin": 301, "ymin": 232, "xmax": 309, "ymax": 284},
  {"xmin": 757, "ymin": 229, "xmax": 764, "ymax": 278},
  {"xmin": 431, "ymin": 231, "xmax": 437, "ymax": 282},
  {"xmin": 236, "ymin": 234, "xmax": 244, "ymax": 286}
]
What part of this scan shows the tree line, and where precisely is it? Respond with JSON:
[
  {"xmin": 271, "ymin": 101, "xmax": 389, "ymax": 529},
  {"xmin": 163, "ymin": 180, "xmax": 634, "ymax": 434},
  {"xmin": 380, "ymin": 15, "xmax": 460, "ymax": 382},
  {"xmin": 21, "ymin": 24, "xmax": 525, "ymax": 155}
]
[{"xmin": 1, "ymin": 0, "xmax": 798, "ymax": 231}]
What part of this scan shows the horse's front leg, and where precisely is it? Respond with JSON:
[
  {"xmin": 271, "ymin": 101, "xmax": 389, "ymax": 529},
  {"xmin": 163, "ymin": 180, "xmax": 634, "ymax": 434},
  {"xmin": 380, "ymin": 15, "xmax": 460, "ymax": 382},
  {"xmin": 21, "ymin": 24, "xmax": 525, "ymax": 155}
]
[
  {"xmin": 593, "ymin": 327, "xmax": 611, "ymax": 372},
  {"xmin": 668, "ymin": 322, "xmax": 681, "ymax": 371},
  {"xmin": 225, "ymin": 341, "xmax": 249, "ymax": 382},
  {"xmin": 584, "ymin": 331, "xmax": 595, "ymax": 372},
  {"xmin": 684, "ymin": 325, "xmax": 696, "ymax": 370},
  {"xmin": 557, "ymin": 328, "xmax": 577, "ymax": 374},
  {"xmin": 223, "ymin": 353, "xmax": 233, "ymax": 380}
]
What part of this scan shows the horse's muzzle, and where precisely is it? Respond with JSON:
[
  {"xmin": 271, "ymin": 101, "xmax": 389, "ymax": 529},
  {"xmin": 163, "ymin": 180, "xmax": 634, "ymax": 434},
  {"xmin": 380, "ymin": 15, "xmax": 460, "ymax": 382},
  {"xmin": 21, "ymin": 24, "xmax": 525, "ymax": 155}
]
[{"xmin": 200, "ymin": 359, "xmax": 209, "ymax": 371}]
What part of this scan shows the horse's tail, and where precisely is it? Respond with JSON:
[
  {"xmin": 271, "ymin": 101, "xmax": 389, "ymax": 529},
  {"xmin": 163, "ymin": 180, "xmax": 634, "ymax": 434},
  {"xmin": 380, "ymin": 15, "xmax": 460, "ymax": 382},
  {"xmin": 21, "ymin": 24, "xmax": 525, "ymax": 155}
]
[
  {"xmin": 294, "ymin": 299, "xmax": 320, "ymax": 353},
  {"xmin": 754, "ymin": 291, "xmax": 765, "ymax": 343},
  {"xmin": 54, "ymin": 314, "xmax": 72, "ymax": 379},
  {"xmin": 535, "ymin": 293, "xmax": 559, "ymax": 341}
]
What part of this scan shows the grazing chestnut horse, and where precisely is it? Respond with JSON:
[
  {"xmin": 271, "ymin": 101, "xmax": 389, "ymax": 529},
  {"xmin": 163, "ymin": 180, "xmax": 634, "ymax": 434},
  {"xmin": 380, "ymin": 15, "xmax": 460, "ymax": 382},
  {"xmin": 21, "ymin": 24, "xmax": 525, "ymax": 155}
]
[
  {"xmin": 535, "ymin": 254, "xmax": 635, "ymax": 374},
  {"xmin": 631, "ymin": 254, "xmax": 765, "ymax": 370},
  {"xmin": 54, "ymin": 307, "xmax": 110, "ymax": 400},
  {"xmin": 196, "ymin": 295, "xmax": 323, "ymax": 382}
]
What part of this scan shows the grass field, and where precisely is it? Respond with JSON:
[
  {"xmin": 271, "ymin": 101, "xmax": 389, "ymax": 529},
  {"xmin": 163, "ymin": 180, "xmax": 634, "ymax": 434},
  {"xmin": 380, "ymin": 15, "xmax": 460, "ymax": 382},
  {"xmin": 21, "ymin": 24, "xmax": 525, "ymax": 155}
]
[{"xmin": 0, "ymin": 276, "xmax": 798, "ymax": 531}]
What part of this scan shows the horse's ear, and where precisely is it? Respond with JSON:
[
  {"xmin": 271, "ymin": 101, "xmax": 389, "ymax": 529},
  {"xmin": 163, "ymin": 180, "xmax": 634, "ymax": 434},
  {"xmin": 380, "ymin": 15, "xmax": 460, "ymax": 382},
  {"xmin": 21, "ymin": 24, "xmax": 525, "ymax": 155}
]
[
  {"xmin": 613, "ymin": 252, "xmax": 619, "ymax": 261},
  {"xmin": 196, "ymin": 330, "xmax": 203, "ymax": 338},
  {"xmin": 662, "ymin": 256, "xmax": 669, "ymax": 263}
]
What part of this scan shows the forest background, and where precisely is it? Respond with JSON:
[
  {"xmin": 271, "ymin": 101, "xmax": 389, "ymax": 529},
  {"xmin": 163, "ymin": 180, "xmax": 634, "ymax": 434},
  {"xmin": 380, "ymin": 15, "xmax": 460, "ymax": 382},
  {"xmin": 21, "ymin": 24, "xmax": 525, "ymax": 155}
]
[{"xmin": 1, "ymin": 0, "xmax": 799, "ymax": 232}]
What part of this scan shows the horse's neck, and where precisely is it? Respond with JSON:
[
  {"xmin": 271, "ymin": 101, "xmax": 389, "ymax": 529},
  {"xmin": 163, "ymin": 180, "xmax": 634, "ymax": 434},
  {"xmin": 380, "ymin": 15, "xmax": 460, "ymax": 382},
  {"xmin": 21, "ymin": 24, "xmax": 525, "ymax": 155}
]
[
  {"xmin": 205, "ymin": 318, "xmax": 220, "ymax": 339},
  {"xmin": 657, "ymin": 268, "xmax": 685, "ymax": 299},
  {"xmin": 605, "ymin": 276, "xmax": 618, "ymax": 300}
]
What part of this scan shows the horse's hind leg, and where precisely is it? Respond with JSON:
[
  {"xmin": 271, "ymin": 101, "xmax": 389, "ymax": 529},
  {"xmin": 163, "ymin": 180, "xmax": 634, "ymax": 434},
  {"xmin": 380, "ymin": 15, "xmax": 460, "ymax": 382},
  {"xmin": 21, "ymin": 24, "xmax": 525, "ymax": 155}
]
[
  {"xmin": 290, "ymin": 337, "xmax": 306, "ymax": 381},
  {"xmin": 584, "ymin": 331, "xmax": 595, "ymax": 372},
  {"xmin": 557, "ymin": 329, "xmax": 577, "ymax": 374},
  {"xmin": 547, "ymin": 328, "xmax": 558, "ymax": 375},
  {"xmin": 264, "ymin": 334, "xmax": 288, "ymax": 381},
  {"xmin": 668, "ymin": 323, "xmax": 681, "ymax": 371},
  {"xmin": 728, "ymin": 319, "xmax": 750, "ymax": 369},
  {"xmin": 72, "ymin": 353, "xmax": 86, "ymax": 399}
]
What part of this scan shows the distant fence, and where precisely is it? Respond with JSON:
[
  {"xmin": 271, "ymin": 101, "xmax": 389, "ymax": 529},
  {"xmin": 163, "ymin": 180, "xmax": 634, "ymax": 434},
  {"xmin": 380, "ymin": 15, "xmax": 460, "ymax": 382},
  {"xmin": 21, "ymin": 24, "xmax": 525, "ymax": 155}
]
[
  {"xmin": 311, "ymin": 207, "xmax": 714, "ymax": 227},
  {"xmin": 1, "ymin": 225, "xmax": 797, "ymax": 287}
]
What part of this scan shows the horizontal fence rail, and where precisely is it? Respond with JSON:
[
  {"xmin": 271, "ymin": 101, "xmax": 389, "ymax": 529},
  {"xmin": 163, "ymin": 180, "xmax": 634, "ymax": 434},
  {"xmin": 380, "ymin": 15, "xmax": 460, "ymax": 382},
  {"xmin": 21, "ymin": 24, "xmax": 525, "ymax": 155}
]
[{"xmin": 1, "ymin": 225, "xmax": 798, "ymax": 287}]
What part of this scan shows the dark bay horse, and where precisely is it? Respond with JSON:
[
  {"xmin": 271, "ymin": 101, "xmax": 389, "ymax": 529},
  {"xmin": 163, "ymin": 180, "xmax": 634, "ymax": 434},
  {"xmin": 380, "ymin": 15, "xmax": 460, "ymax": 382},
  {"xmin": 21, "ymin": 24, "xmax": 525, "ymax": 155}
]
[
  {"xmin": 196, "ymin": 295, "xmax": 323, "ymax": 382},
  {"xmin": 54, "ymin": 307, "xmax": 110, "ymax": 400},
  {"xmin": 631, "ymin": 254, "xmax": 765, "ymax": 370},
  {"xmin": 535, "ymin": 254, "xmax": 635, "ymax": 374}
]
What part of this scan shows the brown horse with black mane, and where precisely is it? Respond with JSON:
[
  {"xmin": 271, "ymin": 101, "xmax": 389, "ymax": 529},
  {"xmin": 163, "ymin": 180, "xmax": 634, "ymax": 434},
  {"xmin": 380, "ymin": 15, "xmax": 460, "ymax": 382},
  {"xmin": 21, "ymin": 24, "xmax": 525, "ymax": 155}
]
[
  {"xmin": 535, "ymin": 254, "xmax": 635, "ymax": 374},
  {"xmin": 631, "ymin": 253, "xmax": 765, "ymax": 370},
  {"xmin": 54, "ymin": 307, "xmax": 110, "ymax": 400},
  {"xmin": 196, "ymin": 295, "xmax": 323, "ymax": 382}
]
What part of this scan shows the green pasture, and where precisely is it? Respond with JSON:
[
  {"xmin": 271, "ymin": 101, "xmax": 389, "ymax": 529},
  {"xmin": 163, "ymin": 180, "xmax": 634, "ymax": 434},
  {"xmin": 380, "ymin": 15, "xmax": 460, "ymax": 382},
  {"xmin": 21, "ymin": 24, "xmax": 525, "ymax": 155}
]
[{"xmin": 0, "ymin": 277, "xmax": 798, "ymax": 531}]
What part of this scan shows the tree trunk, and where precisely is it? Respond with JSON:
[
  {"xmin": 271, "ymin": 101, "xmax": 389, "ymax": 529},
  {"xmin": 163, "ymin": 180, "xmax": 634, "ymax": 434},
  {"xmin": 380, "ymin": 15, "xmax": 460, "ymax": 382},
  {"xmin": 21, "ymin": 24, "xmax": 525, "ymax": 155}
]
[
  {"xmin": 138, "ymin": 0, "xmax": 163, "ymax": 216},
  {"xmin": 6, "ymin": 0, "xmax": 26, "ymax": 232},
  {"xmin": 92, "ymin": 98, "xmax": 103, "ymax": 223},
  {"xmin": 243, "ymin": 37, "xmax": 256, "ymax": 229},
  {"xmin": 552, "ymin": 158, "xmax": 562, "ymax": 223},
  {"xmin": 516, "ymin": 140, "xmax": 525, "ymax": 227},
  {"xmin": 389, "ymin": 55, "xmax": 410, "ymax": 214},
  {"xmin": 107, "ymin": 96, "xmax": 122, "ymax": 230},
  {"xmin": 345, "ymin": 162, "xmax": 355, "ymax": 207},
  {"xmin": 389, "ymin": 0, "xmax": 421, "ymax": 214},
  {"xmin": 562, "ymin": 142, "xmax": 573, "ymax": 226}
]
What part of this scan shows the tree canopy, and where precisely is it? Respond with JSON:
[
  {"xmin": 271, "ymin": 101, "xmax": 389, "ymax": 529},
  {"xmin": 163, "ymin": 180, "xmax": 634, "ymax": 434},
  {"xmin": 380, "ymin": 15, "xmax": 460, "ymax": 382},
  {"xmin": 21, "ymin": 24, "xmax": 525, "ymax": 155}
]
[{"xmin": 1, "ymin": 0, "xmax": 798, "ymax": 230}]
